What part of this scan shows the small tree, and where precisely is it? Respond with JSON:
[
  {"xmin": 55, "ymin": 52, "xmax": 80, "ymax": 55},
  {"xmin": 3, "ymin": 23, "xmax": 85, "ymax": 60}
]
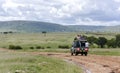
[
  {"xmin": 107, "ymin": 38, "xmax": 116, "ymax": 48},
  {"xmin": 9, "ymin": 31, "xmax": 13, "ymax": 34},
  {"xmin": 3, "ymin": 32, "xmax": 8, "ymax": 34},
  {"xmin": 116, "ymin": 34, "xmax": 120, "ymax": 47},
  {"xmin": 87, "ymin": 36, "xmax": 98, "ymax": 45},
  {"xmin": 42, "ymin": 31, "xmax": 47, "ymax": 36},
  {"xmin": 96, "ymin": 37, "xmax": 107, "ymax": 48}
]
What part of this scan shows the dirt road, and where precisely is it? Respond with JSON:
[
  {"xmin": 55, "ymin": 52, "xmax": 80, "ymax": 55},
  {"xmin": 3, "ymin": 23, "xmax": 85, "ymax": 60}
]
[
  {"xmin": 35, "ymin": 52, "xmax": 120, "ymax": 73},
  {"xmin": 1, "ymin": 48, "xmax": 120, "ymax": 73}
]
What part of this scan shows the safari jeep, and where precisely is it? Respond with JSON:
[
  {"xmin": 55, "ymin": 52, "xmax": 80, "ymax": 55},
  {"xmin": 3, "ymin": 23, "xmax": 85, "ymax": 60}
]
[{"xmin": 71, "ymin": 40, "xmax": 89, "ymax": 56}]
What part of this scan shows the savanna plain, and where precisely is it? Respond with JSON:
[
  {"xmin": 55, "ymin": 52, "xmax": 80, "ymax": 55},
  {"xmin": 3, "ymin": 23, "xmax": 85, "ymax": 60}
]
[{"xmin": 0, "ymin": 32, "xmax": 120, "ymax": 73}]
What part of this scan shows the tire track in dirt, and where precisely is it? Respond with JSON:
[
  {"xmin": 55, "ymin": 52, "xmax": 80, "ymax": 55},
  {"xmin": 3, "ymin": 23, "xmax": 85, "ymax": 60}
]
[{"xmin": 37, "ymin": 52, "xmax": 120, "ymax": 73}]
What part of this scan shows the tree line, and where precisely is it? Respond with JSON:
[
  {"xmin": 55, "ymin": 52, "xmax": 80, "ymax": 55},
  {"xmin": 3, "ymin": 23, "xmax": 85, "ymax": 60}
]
[{"xmin": 85, "ymin": 34, "xmax": 120, "ymax": 48}]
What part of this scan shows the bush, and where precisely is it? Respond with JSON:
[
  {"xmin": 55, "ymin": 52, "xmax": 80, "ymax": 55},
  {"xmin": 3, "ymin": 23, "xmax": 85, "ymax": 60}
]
[
  {"xmin": 15, "ymin": 46, "xmax": 22, "ymax": 50},
  {"xmin": 36, "ymin": 46, "xmax": 45, "ymax": 49},
  {"xmin": 58, "ymin": 45, "xmax": 69, "ymax": 49},
  {"xmin": 9, "ymin": 45, "xmax": 22, "ymax": 50},
  {"xmin": 36, "ymin": 46, "xmax": 42, "ymax": 49},
  {"xmin": 47, "ymin": 46, "xmax": 51, "ymax": 48},
  {"xmin": 9, "ymin": 45, "xmax": 15, "ymax": 49},
  {"xmin": 30, "ymin": 47, "xmax": 34, "ymax": 49}
]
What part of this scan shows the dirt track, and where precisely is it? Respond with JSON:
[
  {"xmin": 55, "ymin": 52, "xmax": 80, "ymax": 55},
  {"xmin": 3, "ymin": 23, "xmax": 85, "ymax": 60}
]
[
  {"xmin": 35, "ymin": 52, "xmax": 120, "ymax": 73},
  {"xmin": 1, "ymin": 48, "xmax": 120, "ymax": 73}
]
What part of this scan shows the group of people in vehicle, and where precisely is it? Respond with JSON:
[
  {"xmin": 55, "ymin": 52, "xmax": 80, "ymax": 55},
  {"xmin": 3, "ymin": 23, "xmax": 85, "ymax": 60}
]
[
  {"xmin": 72, "ymin": 34, "xmax": 89, "ymax": 48},
  {"xmin": 71, "ymin": 34, "xmax": 89, "ymax": 56},
  {"xmin": 74, "ymin": 34, "xmax": 85, "ymax": 41}
]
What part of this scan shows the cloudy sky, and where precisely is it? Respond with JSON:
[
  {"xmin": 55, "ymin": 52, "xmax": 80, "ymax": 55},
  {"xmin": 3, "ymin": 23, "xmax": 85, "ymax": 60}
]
[{"xmin": 0, "ymin": 0, "xmax": 120, "ymax": 26}]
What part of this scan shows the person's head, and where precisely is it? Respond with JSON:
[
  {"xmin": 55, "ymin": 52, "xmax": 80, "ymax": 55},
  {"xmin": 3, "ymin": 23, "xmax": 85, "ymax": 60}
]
[{"xmin": 77, "ymin": 34, "xmax": 81, "ymax": 37}]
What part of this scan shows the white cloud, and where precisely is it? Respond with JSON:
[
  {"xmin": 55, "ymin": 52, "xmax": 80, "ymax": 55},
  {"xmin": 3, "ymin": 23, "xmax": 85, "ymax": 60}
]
[
  {"xmin": 3, "ymin": 0, "xmax": 20, "ymax": 8},
  {"xmin": 75, "ymin": 18, "xmax": 120, "ymax": 26},
  {"xmin": 114, "ymin": 0, "xmax": 120, "ymax": 2},
  {"xmin": 0, "ymin": 0, "xmax": 120, "ymax": 26},
  {"xmin": 0, "ymin": 16, "xmax": 26, "ymax": 21}
]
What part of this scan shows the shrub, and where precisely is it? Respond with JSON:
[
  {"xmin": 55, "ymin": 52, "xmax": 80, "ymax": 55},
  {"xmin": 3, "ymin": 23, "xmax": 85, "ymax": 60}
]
[
  {"xmin": 36, "ymin": 46, "xmax": 45, "ymax": 49},
  {"xmin": 58, "ymin": 45, "xmax": 69, "ymax": 49},
  {"xmin": 9, "ymin": 45, "xmax": 22, "ymax": 50},
  {"xmin": 15, "ymin": 46, "xmax": 22, "ymax": 50},
  {"xmin": 30, "ymin": 47, "xmax": 34, "ymax": 49},
  {"xmin": 9, "ymin": 45, "xmax": 15, "ymax": 50},
  {"xmin": 36, "ymin": 46, "xmax": 42, "ymax": 49},
  {"xmin": 47, "ymin": 46, "xmax": 51, "ymax": 48}
]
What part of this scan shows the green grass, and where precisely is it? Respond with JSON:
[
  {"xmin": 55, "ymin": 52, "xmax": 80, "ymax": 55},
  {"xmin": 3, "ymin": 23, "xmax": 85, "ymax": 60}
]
[
  {"xmin": 0, "ymin": 33, "xmax": 74, "ymax": 49},
  {"xmin": 21, "ymin": 48, "xmax": 70, "ymax": 53},
  {"xmin": 0, "ymin": 32, "xmax": 117, "ymax": 49},
  {"xmin": 0, "ymin": 32, "xmax": 120, "ymax": 56},
  {"xmin": 0, "ymin": 32, "xmax": 119, "ymax": 72},
  {"xmin": 0, "ymin": 50, "xmax": 83, "ymax": 73},
  {"xmin": 20, "ymin": 48, "xmax": 120, "ymax": 56},
  {"xmin": 89, "ymin": 48, "xmax": 120, "ymax": 56}
]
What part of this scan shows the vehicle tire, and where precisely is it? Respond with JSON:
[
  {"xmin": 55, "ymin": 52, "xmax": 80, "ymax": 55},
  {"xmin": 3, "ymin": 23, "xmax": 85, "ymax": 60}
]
[
  {"xmin": 81, "ymin": 52, "xmax": 83, "ymax": 56},
  {"xmin": 75, "ymin": 52, "xmax": 78, "ymax": 56},
  {"xmin": 71, "ymin": 52, "xmax": 73, "ymax": 56},
  {"xmin": 84, "ymin": 52, "xmax": 88, "ymax": 56}
]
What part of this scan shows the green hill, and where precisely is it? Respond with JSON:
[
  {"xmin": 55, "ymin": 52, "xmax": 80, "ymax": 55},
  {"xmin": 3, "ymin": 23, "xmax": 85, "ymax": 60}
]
[
  {"xmin": 0, "ymin": 20, "xmax": 72, "ymax": 32},
  {"xmin": 0, "ymin": 20, "xmax": 120, "ymax": 33},
  {"xmin": 68, "ymin": 25, "xmax": 120, "ymax": 33},
  {"xmin": 67, "ymin": 25, "xmax": 106, "ymax": 32}
]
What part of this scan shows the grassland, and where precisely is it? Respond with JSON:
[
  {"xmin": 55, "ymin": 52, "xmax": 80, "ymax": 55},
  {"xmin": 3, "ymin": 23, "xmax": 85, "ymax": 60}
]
[
  {"xmin": 89, "ymin": 48, "xmax": 120, "ymax": 56},
  {"xmin": 0, "ymin": 32, "xmax": 119, "ymax": 73},
  {"xmin": 0, "ymin": 32, "xmax": 120, "ymax": 56},
  {"xmin": 0, "ymin": 33, "xmax": 75, "ymax": 49},
  {"xmin": 0, "ymin": 32, "xmax": 116, "ymax": 49},
  {"xmin": 23, "ymin": 48, "xmax": 120, "ymax": 56},
  {"xmin": 0, "ymin": 50, "xmax": 83, "ymax": 73}
]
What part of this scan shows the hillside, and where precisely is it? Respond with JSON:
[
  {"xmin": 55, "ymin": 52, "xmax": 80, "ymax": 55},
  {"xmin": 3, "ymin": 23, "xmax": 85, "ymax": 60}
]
[
  {"xmin": 68, "ymin": 25, "xmax": 106, "ymax": 32},
  {"xmin": 68, "ymin": 25, "xmax": 120, "ymax": 33},
  {"xmin": 0, "ymin": 20, "xmax": 120, "ymax": 33},
  {"xmin": 0, "ymin": 21, "xmax": 72, "ymax": 32}
]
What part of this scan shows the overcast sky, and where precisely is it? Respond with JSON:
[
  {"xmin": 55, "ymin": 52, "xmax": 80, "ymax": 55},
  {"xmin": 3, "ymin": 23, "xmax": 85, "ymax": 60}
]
[{"xmin": 0, "ymin": 0, "xmax": 120, "ymax": 26}]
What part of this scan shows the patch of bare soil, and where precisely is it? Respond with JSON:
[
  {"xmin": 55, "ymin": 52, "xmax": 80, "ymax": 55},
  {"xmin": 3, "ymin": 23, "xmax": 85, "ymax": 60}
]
[{"xmin": 37, "ymin": 52, "xmax": 120, "ymax": 73}]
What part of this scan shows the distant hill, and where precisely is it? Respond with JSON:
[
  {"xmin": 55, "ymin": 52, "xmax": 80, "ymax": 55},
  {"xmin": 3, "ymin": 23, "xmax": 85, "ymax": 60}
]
[
  {"xmin": 68, "ymin": 25, "xmax": 120, "ymax": 33},
  {"xmin": 67, "ymin": 25, "xmax": 106, "ymax": 32},
  {"xmin": 0, "ymin": 20, "xmax": 72, "ymax": 32},
  {"xmin": 0, "ymin": 20, "xmax": 120, "ymax": 33}
]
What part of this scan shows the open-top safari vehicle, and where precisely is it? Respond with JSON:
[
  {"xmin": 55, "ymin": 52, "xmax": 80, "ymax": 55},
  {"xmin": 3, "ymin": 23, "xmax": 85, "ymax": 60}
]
[{"xmin": 71, "ymin": 39, "xmax": 89, "ymax": 56}]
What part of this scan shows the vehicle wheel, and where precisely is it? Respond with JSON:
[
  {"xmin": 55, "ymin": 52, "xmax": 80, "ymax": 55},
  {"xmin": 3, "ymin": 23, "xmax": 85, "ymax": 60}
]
[
  {"xmin": 84, "ymin": 52, "xmax": 88, "ymax": 56},
  {"xmin": 75, "ymin": 52, "xmax": 78, "ymax": 56},
  {"xmin": 71, "ymin": 52, "xmax": 73, "ymax": 56}
]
